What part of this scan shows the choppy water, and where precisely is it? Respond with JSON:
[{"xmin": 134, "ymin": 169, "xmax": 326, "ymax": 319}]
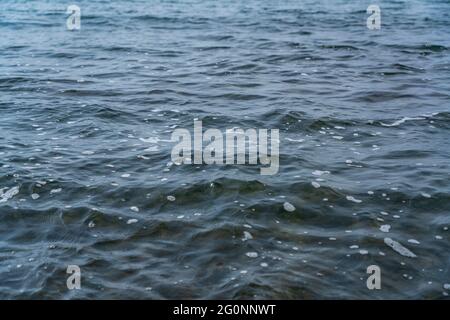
[{"xmin": 1, "ymin": 0, "xmax": 449, "ymax": 299}]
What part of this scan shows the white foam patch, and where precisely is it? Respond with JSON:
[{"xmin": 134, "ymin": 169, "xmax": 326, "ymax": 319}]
[
  {"xmin": 50, "ymin": 188, "xmax": 62, "ymax": 194},
  {"xmin": 283, "ymin": 202, "xmax": 296, "ymax": 212},
  {"xmin": 384, "ymin": 238, "xmax": 417, "ymax": 258},
  {"xmin": 242, "ymin": 231, "xmax": 253, "ymax": 241},
  {"xmin": 246, "ymin": 252, "xmax": 258, "ymax": 258},
  {"xmin": 286, "ymin": 138, "xmax": 304, "ymax": 142},
  {"xmin": 346, "ymin": 196, "xmax": 362, "ymax": 203},
  {"xmin": 139, "ymin": 137, "xmax": 159, "ymax": 144},
  {"xmin": 0, "ymin": 186, "xmax": 19, "ymax": 203}
]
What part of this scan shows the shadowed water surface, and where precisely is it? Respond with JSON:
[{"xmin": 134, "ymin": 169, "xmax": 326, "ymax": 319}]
[{"xmin": 0, "ymin": 0, "xmax": 449, "ymax": 299}]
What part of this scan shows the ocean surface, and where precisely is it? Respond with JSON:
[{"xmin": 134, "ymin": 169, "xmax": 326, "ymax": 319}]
[{"xmin": 0, "ymin": 0, "xmax": 449, "ymax": 299}]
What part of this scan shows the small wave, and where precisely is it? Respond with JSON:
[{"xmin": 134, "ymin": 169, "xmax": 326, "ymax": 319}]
[{"xmin": 380, "ymin": 116, "xmax": 426, "ymax": 127}]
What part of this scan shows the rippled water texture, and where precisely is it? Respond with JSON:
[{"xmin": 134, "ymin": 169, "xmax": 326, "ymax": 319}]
[{"xmin": 0, "ymin": 0, "xmax": 449, "ymax": 299}]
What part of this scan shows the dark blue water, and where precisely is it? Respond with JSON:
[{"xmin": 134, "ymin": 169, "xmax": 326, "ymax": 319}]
[{"xmin": 0, "ymin": 0, "xmax": 449, "ymax": 299}]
